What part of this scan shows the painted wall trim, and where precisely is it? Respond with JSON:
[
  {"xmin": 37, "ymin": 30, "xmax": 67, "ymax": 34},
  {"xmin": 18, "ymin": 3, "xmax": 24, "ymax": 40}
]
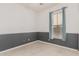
[
  {"xmin": 38, "ymin": 32, "xmax": 78, "ymax": 49},
  {"xmin": 0, "ymin": 32, "xmax": 37, "ymax": 51},
  {"xmin": 0, "ymin": 32, "xmax": 78, "ymax": 51}
]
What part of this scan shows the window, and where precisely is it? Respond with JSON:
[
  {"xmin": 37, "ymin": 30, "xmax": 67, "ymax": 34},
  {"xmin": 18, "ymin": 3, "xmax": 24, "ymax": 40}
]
[{"xmin": 49, "ymin": 7, "xmax": 66, "ymax": 41}]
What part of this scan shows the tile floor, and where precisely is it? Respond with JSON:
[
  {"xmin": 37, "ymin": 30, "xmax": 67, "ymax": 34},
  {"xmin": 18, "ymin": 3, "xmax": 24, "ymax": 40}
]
[{"xmin": 0, "ymin": 40, "xmax": 79, "ymax": 56}]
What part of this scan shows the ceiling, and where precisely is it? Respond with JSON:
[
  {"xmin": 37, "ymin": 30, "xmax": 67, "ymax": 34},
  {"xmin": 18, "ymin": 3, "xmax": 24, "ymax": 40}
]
[{"xmin": 20, "ymin": 3, "xmax": 58, "ymax": 12}]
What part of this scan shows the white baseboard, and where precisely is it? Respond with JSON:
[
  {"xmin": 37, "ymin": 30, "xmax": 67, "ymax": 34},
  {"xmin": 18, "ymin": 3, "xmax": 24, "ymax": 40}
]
[
  {"xmin": 0, "ymin": 40, "xmax": 78, "ymax": 53},
  {"xmin": 39, "ymin": 40, "xmax": 78, "ymax": 51},
  {"xmin": 0, "ymin": 40, "xmax": 39, "ymax": 53}
]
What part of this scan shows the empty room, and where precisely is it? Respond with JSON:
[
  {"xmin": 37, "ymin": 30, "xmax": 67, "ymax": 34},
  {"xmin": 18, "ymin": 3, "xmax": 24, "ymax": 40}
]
[{"xmin": 0, "ymin": 3, "xmax": 79, "ymax": 56}]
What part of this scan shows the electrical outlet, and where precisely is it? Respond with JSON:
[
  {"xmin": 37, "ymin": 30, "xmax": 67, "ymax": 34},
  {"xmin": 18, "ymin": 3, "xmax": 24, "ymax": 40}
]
[
  {"xmin": 28, "ymin": 38, "xmax": 30, "ymax": 41},
  {"xmin": 24, "ymin": 37, "xmax": 27, "ymax": 41}
]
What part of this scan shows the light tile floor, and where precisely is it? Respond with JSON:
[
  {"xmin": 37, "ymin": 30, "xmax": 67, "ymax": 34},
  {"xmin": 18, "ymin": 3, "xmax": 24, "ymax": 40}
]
[{"xmin": 0, "ymin": 40, "xmax": 79, "ymax": 56}]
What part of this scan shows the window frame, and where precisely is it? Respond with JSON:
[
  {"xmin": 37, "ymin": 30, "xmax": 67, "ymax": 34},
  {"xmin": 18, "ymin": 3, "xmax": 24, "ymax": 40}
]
[{"xmin": 49, "ymin": 7, "xmax": 66, "ymax": 41}]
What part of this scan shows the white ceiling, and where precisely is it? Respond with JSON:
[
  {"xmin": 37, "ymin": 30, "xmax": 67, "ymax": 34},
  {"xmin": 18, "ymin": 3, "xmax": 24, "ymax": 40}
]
[{"xmin": 20, "ymin": 3, "xmax": 57, "ymax": 12}]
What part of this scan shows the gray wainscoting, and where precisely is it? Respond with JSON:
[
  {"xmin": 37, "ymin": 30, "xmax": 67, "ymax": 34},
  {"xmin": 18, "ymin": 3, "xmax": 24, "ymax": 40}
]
[
  {"xmin": 38, "ymin": 32, "xmax": 78, "ymax": 49},
  {"xmin": 78, "ymin": 34, "xmax": 79, "ymax": 49},
  {"xmin": 0, "ymin": 32, "xmax": 37, "ymax": 51},
  {"xmin": 0, "ymin": 32, "xmax": 78, "ymax": 51},
  {"xmin": 66, "ymin": 33, "xmax": 78, "ymax": 49}
]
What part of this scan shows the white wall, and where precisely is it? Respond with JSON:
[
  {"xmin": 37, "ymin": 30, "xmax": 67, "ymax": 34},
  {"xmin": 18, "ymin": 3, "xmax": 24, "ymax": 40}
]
[
  {"xmin": 77, "ymin": 4, "xmax": 79, "ymax": 33},
  {"xmin": 0, "ymin": 3, "xmax": 37, "ymax": 34},
  {"xmin": 37, "ymin": 3, "xmax": 79, "ymax": 33},
  {"xmin": 0, "ymin": 3, "xmax": 78, "ymax": 34}
]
